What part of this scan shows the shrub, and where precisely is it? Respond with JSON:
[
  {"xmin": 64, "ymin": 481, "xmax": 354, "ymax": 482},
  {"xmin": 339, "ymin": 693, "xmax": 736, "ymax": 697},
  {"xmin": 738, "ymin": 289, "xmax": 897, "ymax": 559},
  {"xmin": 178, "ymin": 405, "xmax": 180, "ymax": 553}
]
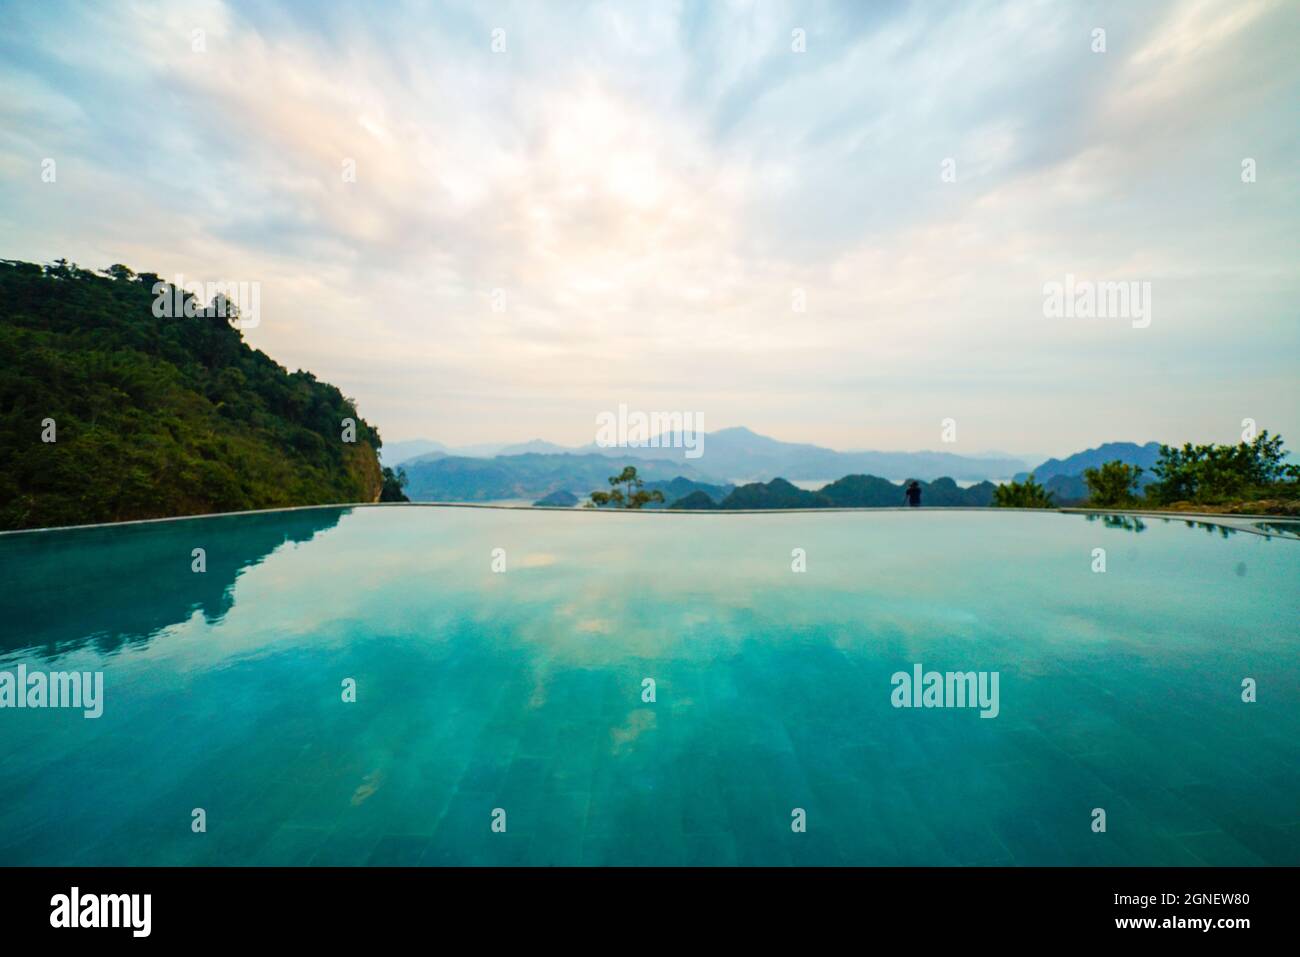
[
  {"xmin": 992, "ymin": 474, "xmax": 1055, "ymax": 508},
  {"xmin": 1083, "ymin": 460, "xmax": 1143, "ymax": 507}
]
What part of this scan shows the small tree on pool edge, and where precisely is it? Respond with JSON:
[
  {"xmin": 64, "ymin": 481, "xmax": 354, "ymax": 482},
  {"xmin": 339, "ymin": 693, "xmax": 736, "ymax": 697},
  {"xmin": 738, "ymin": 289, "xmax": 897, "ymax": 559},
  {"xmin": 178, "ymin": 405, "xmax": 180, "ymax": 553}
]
[{"xmin": 587, "ymin": 466, "xmax": 665, "ymax": 509}]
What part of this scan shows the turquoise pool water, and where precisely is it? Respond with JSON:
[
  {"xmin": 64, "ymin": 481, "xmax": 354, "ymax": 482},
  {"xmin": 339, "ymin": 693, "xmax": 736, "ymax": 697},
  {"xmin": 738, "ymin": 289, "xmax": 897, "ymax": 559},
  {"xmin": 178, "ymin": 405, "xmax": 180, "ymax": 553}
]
[{"xmin": 0, "ymin": 506, "xmax": 1296, "ymax": 866}]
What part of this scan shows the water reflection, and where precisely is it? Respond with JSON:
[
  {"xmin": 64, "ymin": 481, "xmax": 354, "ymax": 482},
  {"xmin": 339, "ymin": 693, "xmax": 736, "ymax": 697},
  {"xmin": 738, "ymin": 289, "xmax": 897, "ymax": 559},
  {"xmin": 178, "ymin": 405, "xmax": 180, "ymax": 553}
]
[
  {"xmin": 1182, "ymin": 519, "xmax": 1237, "ymax": 539},
  {"xmin": 1084, "ymin": 514, "xmax": 1148, "ymax": 534},
  {"xmin": 0, "ymin": 507, "xmax": 348, "ymax": 661},
  {"xmin": 1083, "ymin": 511, "xmax": 1300, "ymax": 541},
  {"xmin": 1077, "ymin": 510, "xmax": 1300, "ymax": 541},
  {"xmin": 1255, "ymin": 520, "xmax": 1300, "ymax": 540}
]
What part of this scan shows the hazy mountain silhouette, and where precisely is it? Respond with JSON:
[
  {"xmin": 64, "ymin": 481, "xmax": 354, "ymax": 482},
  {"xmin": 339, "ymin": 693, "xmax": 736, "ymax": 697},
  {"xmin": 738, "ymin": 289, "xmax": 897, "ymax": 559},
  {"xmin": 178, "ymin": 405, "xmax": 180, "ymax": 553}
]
[
  {"xmin": 580, "ymin": 426, "xmax": 1026, "ymax": 482},
  {"xmin": 386, "ymin": 426, "xmax": 1028, "ymax": 485},
  {"xmin": 532, "ymin": 489, "xmax": 580, "ymax": 507},
  {"xmin": 671, "ymin": 474, "xmax": 997, "ymax": 509},
  {"xmin": 400, "ymin": 453, "xmax": 724, "ymax": 502},
  {"xmin": 1014, "ymin": 441, "xmax": 1164, "ymax": 486}
]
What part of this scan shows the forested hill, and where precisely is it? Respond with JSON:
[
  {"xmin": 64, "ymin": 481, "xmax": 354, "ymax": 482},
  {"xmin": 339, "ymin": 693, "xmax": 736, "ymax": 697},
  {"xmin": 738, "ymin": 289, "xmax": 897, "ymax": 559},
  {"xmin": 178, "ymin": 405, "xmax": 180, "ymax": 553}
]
[{"xmin": 0, "ymin": 259, "xmax": 383, "ymax": 530}]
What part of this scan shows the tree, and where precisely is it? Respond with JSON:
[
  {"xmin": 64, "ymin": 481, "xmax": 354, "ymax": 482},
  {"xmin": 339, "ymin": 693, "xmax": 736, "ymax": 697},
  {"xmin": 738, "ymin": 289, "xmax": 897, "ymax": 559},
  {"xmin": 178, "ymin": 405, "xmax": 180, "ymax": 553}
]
[
  {"xmin": 587, "ymin": 465, "xmax": 665, "ymax": 509},
  {"xmin": 208, "ymin": 293, "xmax": 239, "ymax": 326},
  {"xmin": 991, "ymin": 473, "xmax": 1055, "ymax": 508},
  {"xmin": 1145, "ymin": 431, "xmax": 1296, "ymax": 505},
  {"xmin": 379, "ymin": 466, "xmax": 409, "ymax": 502},
  {"xmin": 1083, "ymin": 460, "xmax": 1143, "ymax": 507}
]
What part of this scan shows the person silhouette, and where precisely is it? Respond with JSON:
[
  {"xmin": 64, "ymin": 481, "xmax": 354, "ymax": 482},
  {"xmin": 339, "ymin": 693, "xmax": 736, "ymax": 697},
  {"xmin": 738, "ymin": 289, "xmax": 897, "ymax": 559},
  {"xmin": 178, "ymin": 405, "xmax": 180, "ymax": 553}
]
[{"xmin": 904, "ymin": 480, "xmax": 922, "ymax": 507}]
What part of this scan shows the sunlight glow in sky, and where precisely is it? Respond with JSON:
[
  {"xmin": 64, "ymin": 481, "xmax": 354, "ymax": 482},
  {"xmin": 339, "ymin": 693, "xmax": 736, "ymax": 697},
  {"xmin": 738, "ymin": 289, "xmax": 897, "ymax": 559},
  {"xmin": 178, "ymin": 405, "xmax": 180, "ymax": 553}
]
[{"xmin": 1, "ymin": 0, "xmax": 1296, "ymax": 456}]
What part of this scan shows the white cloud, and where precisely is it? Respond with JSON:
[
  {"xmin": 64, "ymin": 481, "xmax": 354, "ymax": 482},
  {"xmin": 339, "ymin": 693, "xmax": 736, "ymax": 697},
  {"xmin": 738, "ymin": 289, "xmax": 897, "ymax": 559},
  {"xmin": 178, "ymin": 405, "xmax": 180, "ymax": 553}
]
[{"xmin": 0, "ymin": 0, "xmax": 1296, "ymax": 455}]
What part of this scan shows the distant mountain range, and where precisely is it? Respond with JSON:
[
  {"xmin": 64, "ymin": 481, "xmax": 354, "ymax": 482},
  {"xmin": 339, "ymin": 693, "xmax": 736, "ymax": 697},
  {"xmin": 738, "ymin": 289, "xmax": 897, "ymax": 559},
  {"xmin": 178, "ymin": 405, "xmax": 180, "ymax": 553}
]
[
  {"xmin": 387, "ymin": 426, "xmax": 1030, "ymax": 484},
  {"xmin": 580, "ymin": 427, "xmax": 1029, "ymax": 482},
  {"xmin": 672, "ymin": 475, "xmax": 996, "ymax": 509},
  {"xmin": 379, "ymin": 438, "xmax": 568, "ymax": 465},
  {"xmin": 400, "ymin": 452, "xmax": 725, "ymax": 502},
  {"xmin": 1014, "ymin": 441, "xmax": 1165, "ymax": 504},
  {"xmin": 531, "ymin": 473, "xmax": 992, "ymax": 510},
  {"xmin": 543, "ymin": 477, "xmax": 736, "ymax": 509},
  {"xmin": 532, "ymin": 489, "xmax": 580, "ymax": 507},
  {"xmin": 1015, "ymin": 441, "xmax": 1164, "ymax": 483},
  {"xmin": 646, "ymin": 476, "xmax": 735, "ymax": 504},
  {"xmin": 389, "ymin": 428, "xmax": 1174, "ymax": 506}
]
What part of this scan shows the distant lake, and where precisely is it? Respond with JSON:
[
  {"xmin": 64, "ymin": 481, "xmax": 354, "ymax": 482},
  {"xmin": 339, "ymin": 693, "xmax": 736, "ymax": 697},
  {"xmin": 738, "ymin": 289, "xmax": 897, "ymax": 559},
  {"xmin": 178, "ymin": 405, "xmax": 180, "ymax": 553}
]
[{"xmin": 1, "ymin": 507, "xmax": 1295, "ymax": 865}]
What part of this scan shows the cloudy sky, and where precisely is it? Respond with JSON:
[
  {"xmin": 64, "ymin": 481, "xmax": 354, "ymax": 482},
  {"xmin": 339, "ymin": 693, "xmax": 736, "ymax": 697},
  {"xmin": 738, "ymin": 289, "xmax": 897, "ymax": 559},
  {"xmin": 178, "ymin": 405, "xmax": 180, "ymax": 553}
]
[{"xmin": 2, "ymin": 0, "xmax": 1296, "ymax": 457}]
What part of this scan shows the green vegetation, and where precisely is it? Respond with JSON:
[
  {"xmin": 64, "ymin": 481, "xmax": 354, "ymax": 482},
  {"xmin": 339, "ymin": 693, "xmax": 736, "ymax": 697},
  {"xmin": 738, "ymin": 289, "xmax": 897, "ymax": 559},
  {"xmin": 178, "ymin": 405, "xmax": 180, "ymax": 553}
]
[
  {"xmin": 379, "ymin": 466, "xmax": 410, "ymax": 503},
  {"xmin": 817, "ymin": 474, "xmax": 997, "ymax": 507},
  {"xmin": 0, "ymin": 259, "xmax": 384, "ymax": 530},
  {"xmin": 1000, "ymin": 433, "xmax": 1300, "ymax": 514},
  {"xmin": 643, "ymin": 477, "xmax": 733, "ymax": 505},
  {"xmin": 1144, "ymin": 432, "xmax": 1298, "ymax": 511},
  {"xmin": 669, "ymin": 475, "xmax": 996, "ymax": 509},
  {"xmin": 801, "ymin": 474, "xmax": 896, "ymax": 507},
  {"xmin": 991, "ymin": 474, "xmax": 1055, "ymax": 508},
  {"xmin": 1082, "ymin": 461, "xmax": 1143, "ymax": 507},
  {"xmin": 587, "ymin": 466, "xmax": 666, "ymax": 509},
  {"xmin": 714, "ymin": 477, "xmax": 822, "ymax": 509}
]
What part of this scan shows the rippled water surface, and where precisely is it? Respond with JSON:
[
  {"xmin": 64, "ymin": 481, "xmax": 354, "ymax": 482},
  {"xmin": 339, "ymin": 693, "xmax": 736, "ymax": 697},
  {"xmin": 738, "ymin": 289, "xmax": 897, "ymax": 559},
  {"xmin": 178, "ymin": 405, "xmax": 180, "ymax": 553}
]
[{"xmin": 0, "ymin": 507, "xmax": 1296, "ymax": 865}]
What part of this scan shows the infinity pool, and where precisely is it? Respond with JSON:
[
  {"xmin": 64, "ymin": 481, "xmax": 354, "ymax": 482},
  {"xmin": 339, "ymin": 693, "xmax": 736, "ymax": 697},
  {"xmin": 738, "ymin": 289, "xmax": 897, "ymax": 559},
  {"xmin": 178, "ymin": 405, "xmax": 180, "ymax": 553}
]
[{"xmin": 1, "ymin": 506, "xmax": 1296, "ymax": 865}]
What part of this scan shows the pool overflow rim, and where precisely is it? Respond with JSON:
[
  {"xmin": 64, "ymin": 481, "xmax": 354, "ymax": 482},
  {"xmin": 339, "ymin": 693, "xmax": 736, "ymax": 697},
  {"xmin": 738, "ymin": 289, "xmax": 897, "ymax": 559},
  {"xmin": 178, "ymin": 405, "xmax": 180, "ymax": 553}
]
[{"xmin": 0, "ymin": 502, "xmax": 1291, "ymax": 540}]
